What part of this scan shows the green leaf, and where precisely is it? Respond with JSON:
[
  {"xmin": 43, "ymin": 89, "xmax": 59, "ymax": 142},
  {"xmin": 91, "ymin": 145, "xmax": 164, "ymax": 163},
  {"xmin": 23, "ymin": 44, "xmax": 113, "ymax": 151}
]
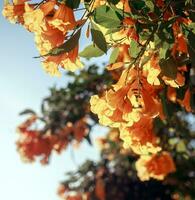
[
  {"xmin": 129, "ymin": 40, "xmax": 141, "ymax": 58},
  {"xmin": 145, "ymin": 0, "xmax": 154, "ymax": 11},
  {"xmin": 160, "ymin": 90, "xmax": 172, "ymax": 119},
  {"xmin": 93, "ymin": 5, "xmax": 122, "ymax": 28},
  {"xmin": 131, "ymin": 0, "xmax": 145, "ymax": 10},
  {"xmin": 91, "ymin": 25, "xmax": 107, "ymax": 53},
  {"xmin": 105, "ymin": 27, "xmax": 121, "ymax": 35},
  {"xmin": 187, "ymin": 31, "xmax": 195, "ymax": 66},
  {"xmin": 176, "ymin": 140, "xmax": 187, "ymax": 152},
  {"xmin": 185, "ymin": 0, "xmax": 193, "ymax": 5},
  {"xmin": 48, "ymin": 29, "xmax": 81, "ymax": 56},
  {"xmin": 159, "ymin": 57, "xmax": 178, "ymax": 79},
  {"xmin": 187, "ymin": 22, "xmax": 195, "ymax": 34},
  {"xmin": 65, "ymin": 0, "xmax": 81, "ymax": 8},
  {"xmin": 108, "ymin": 0, "xmax": 120, "ymax": 5},
  {"xmin": 109, "ymin": 48, "xmax": 119, "ymax": 64},
  {"xmin": 84, "ymin": 134, "xmax": 92, "ymax": 145},
  {"xmin": 159, "ymin": 42, "xmax": 171, "ymax": 59},
  {"xmin": 19, "ymin": 109, "xmax": 36, "ymax": 116},
  {"xmin": 169, "ymin": 138, "xmax": 179, "ymax": 146},
  {"xmin": 79, "ymin": 44, "xmax": 104, "ymax": 58}
]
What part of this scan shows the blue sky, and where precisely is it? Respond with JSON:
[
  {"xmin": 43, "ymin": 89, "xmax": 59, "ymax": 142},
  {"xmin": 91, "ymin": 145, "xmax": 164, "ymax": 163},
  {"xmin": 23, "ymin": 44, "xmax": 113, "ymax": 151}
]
[{"xmin": 0, "ymin": 2, "xmax": 107, "ymax": 200}]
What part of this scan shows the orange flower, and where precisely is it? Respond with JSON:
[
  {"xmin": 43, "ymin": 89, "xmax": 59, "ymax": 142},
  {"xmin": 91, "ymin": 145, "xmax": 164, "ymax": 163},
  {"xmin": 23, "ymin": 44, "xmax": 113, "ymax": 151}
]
[
  {"xmin": 172, "ymin": 33, "xmax": 188, "ymax": 56},
  {"xmin": 16, "ymin": 128, "xmax": 53, "ymax": 164},
  {"xmin": 2, "ymin": 0, "xmax": 27, "ymax": 24},
  {"xmin": 48, "ymin": 4, "xmax": 76, "ymax": 34},
  {"xmin": 120, "ymin": 117, "xmax": 161, "ymax": 154},
  {"xmin": 136, "ymin": 152, "xmax": 176, "ymax": 181},
  {"xmin": 90, "ymin": 84, "xmax": 138, "ymax": 128},
  {"xmin": 117, "ymin": 0, "xmax": 131, "ymax": 13},
  {"xmin": 143, "ymin": 54, "xmax": 161, "ymax": 86},
  {"xmin": 162, "ymin": 72, "xmax": 185, "ymax": 88},
  {"xmin": 178, "ymin": 88, "xmax": 192, "ymax": 112},
  {"xmin": 35, "ymin": 23, "xmax": 65, "ymax": 55},
  {"xmin": 22, "ymin": 1, "xmax": 79, "ymax": 76},
  {"xmin": 42, "ymin": 46, "xmax": 83, "ymax": 76},
  {"xmin": 23, "ymin": 3, "xmax": 44, "ymax": 32},
  {"xmin": 66, "ymin": 195, "xmax": 83, "ymax": 200},
  {"xmin": 57, "ymin": 184, "xmax": 69, "ymax": 199},
  {"xmin": 91, "ymin": 67, "xmax": 164, "ymax": 129},
  {"xmin": 95, "ymin": 179, "xmax": 105, "ymax": 200},
  {"xmin": 107, "ymin": 45, "xmax": 130, "ymax": 70},
  {"xmin": 16, "ymin": 116, "xmax": 87, "ymax": 164},
  {"xmin": 167, "ymin": 86, "xmax": 177, "ymax": 102},
  {"xmin": 172, "ymin": 20, "xmax": 188, "ymax": 56},
  {"xmin": 73, "ymin": 118, "xmax": 89, "ymax": 142},
  {"xmin": 155, "ymin": 0, "xmax": 165, "ymax": 7},
  {"xmin": 23, "ymin": 0, "xmax": 56, "ymax": 32}
]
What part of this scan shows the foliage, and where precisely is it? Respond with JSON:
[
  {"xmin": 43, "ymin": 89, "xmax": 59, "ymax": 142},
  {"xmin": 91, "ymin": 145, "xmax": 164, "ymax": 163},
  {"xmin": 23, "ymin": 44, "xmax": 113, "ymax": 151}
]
[{"xmin": 2, "ymin": 0, "xmax": 195, "ymax": 199}]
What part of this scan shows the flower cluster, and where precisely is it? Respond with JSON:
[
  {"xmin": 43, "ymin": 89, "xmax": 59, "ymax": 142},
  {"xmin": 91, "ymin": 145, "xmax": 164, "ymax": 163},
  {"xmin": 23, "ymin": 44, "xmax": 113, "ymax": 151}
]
[
  {"xmin": 135, "ymin": 152, "xmax": 176, "ymax": 181},
  {"xmin": 2, "ymin": 0, "xmax": 83, "ymax": 76},
  {"xmin": 90, "ymin": 11, "xmax": 193, "ymax": 179},
  {"xmin": 57, "ymin": 184, "xmax": 90, "ymax": 200},
  {"xmin": 17, "ymin": 115, "xmax": 89, "ymax": 164}
]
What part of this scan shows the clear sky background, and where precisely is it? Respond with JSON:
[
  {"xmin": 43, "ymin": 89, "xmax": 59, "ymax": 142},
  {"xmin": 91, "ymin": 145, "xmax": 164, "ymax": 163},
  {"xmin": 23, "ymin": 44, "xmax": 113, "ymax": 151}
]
[{"xmin": 0, "ymin": 2, "xmax": 106, "ymax": 200}]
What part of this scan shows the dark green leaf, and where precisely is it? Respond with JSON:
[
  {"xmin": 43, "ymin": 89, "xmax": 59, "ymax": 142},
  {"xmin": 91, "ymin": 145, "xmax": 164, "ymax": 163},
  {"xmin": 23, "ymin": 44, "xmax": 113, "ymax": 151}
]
[
  {"xmin": 91, "ymin": 26, "xmax": 107, "ymax": 53},
  {"xmin": 19, "ymin": 109, "xmax": 36, "ymax": 116},
  {"xmin": 159, "ymin": 57, "xmax": 178, "ymax": 79},
  {"xmin": 84, "ymin": 134, "xmax": 92, "ymax": 145},
  {"xmin": 108, "ymin": 0, "xmax": 120, "ymax": 5},
  {"xmin": 65, "ymin": 0, "xmax": 81, "ymax": 9},
  {"xmin": 131, "ymin": 0, "xmax": 145, "ymax": 10},
  {"xmin": 187, "ymin": 31, "xmax": 195, "ymax": 66}
]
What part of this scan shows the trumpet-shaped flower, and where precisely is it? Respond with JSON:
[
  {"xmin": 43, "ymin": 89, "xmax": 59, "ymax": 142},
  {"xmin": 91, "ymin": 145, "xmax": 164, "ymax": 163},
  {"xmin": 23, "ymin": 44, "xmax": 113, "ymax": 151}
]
[
  {"xmin": 120, "ymin": 117, "xmax": 161, "ymax": 155},
  {"xmin": 136, "ymin": 152, "xmax": 176, "ymax": 181}
]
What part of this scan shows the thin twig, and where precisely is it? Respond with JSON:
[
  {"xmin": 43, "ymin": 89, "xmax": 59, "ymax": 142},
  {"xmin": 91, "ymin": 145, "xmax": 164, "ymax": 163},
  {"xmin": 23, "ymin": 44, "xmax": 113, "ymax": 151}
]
[{"xmin": 125, "ymin": 26, "xmax": 157, "ymax": 85}]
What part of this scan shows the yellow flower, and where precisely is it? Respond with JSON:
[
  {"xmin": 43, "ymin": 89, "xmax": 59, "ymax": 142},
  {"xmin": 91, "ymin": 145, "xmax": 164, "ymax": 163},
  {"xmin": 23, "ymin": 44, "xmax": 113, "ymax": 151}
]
[
  {"xmin": 147, "ymin": 68, "xmax": 161, "ymax": 85},
  {"xmin": 90, "ymin": 95, "xmax": 118, "ymax": 127},
  {"xmin": 136, "ymin": 152, "xmax": 176, "ymax": 181},
  {"xmin": 2, "ymin": 4, "xmax": 16, "ymax": 23},
  {"xmin": 61, "ymin": 58, "xmax": 83, "ymax": 72},
  {"xmin": 122, "ymin": 109, "xmax": 141, "ymax": 126},
  {"xmin": 119, "ymin": 117, "xmax": 161, "ymax": 155},
  {"xmin": 143, "ymin": 56, "xmax": 161, "ymax": 86},
  {"xmin": 34, "ymin": 33, "xmax": 53, "ymax": 55},
  {"xmin": 162, "ymin": 73, "xmax": 185, "ymax": 88},
  {"xmin": 48, "ymin": 4, "xmax": 76, "ymax": 34},
  {"xmin": 23, "ymin": 3, "xmax": 45, "ymax": 33},
  {"xmin": 2, "ymin": 0, "xmax": 26, "ymax": 24},
  {"xmin": 135, "ymin": 155, "xmax": 152, "ymax": 181},
  {"xmin": 42, "ymin": 61, "xmax": 61, "ymax": 77}
]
